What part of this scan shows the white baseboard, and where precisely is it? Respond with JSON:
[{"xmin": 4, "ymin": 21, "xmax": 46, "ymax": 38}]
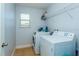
[
  {"xmin": 11, "ymin": 48, "xmax": 16, "ymax": 56},
  {"xmin": 16, "ymin": 44, "xmax": 33, "ymax": 49}
]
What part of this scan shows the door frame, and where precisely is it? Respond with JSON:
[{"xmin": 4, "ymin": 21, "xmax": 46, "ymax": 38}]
[{"xmin": 0, "ymin": 3, "xmax": 5, "ymax": 56}]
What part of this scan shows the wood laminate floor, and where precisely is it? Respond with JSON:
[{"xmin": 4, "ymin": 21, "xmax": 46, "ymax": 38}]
[{"xmin": 14, "ymin": 47, "xmax": 39, "ymax": 56}]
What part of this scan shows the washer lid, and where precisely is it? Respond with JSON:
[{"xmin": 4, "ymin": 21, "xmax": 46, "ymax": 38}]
[{"xmin": 41, "ymin": 36, "xmax": 73, "ymax": 44}]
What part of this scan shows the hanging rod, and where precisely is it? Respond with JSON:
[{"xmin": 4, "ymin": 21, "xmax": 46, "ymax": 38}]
[{"xmin": 47, "ymin": 4, "xmax": 79, "ymax": 19}]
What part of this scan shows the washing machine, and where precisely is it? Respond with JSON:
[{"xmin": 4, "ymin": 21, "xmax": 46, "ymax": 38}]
[
  {"xmin": 32, "ymin": 32, "xmax": 50, "ymax": 54},
  {"xmin": 40, "ymin": 31, "xmax": 76, "ymax": 56}
]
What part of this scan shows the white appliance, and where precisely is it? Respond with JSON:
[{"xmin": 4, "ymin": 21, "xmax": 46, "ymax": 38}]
[
  {"xmin": 33, "ymin": 32, "xmax": 50, "ymax": 54},
  {"xmin": 40, "ymin": 31, "xmax": 76, "ymax": 56}
]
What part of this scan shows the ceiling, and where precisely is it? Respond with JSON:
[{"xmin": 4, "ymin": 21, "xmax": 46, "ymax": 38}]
[{"xmin": 16, "ymin": 3, "xmax": 52, "ymax": 9}]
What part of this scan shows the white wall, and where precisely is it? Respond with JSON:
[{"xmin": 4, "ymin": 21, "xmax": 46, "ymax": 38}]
[
  {"xmin": 16, "ymin": 4, "xmax": 45, "ymax": 48},
  {"xmin": 46, "ymin": 3, "xmax": 79, "ymax": 51},
  {"xmin": 4, "ymin": 3, "xmax": 16, "ymax": 56}
]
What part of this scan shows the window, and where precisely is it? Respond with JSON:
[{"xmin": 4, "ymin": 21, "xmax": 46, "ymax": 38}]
[{"xmin": 20, "ymin": 13, "xmax": 30, "ymax": 27}]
